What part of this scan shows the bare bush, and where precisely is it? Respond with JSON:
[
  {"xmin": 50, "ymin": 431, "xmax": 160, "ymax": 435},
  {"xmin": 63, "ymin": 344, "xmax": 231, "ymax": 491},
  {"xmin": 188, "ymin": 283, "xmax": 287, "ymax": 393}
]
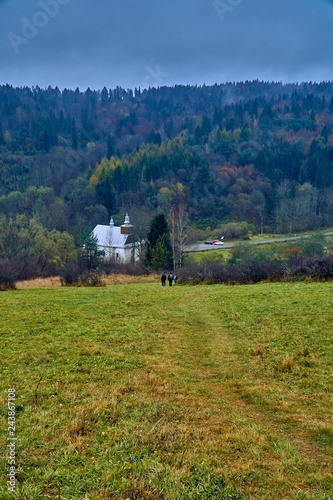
[
  {"xmin": 101, "ymin": 260, "xmax": 148, "ymax": 276},
  {"xmin": 292, "ymin": 255, "xmax": 333, "ymax": 280},
  {"xmin": 79, "ymin": 271, "xmax": 106, "ymax": 287},
  {"xmin": 60, "ymin": 262, "xmax": 81, "ymax": 286},
  {"xmin": 0, "ymin": 258, "xmax": 17, "ymax": 290},
  {"xmin": 60, "ymin": 264, "xmax": 106, "ymax": 287},
  {"xmin": 179, "ymin": 254, "xmax": 333, "ymax": 285}
]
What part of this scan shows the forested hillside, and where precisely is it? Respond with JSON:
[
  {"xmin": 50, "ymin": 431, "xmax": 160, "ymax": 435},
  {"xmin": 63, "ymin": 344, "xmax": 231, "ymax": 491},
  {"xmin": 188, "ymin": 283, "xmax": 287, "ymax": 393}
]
[{"xmin": 1, "ymin": 80, "xmax": 333, "ymax": 247}]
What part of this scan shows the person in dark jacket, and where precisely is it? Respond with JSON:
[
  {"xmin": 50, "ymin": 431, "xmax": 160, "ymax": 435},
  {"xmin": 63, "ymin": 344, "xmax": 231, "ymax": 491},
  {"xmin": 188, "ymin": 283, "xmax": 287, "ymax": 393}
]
[
  {"xmin": 161, "ymin": 272, "xmax": 166, "ymax": 286},
  {"xmin": 168, "ymin": 272, "xmax": 173, "ymax": 286}
]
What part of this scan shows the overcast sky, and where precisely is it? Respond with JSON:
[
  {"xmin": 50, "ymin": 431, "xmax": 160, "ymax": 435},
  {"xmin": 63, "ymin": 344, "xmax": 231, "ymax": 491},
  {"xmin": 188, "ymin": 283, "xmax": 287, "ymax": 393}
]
[{"xmin": 0, "ymin": 0, "xmax": 333, "ymax": 91}]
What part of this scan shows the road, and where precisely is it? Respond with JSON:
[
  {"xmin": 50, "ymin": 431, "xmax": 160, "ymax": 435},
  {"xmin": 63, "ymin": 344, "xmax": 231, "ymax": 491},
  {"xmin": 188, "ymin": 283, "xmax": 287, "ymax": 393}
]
[{"xmin": 184, "ymin": 232, "xmax": 333, "ymax": 253}]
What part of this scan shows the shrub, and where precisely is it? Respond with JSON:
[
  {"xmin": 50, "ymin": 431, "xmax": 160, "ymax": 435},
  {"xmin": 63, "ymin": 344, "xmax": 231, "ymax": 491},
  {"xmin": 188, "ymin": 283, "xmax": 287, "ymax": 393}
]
[
  {"xmin": 60, "ymin": 263, "xmax": 106, "ymax": 287},
  {"xmin": 101, "ymin": 260, "xmax": 148, "ymax": 276},
  {"xmin": 60, "ymin": 262, "xmax": 81, "ymax": 286},
  {"xmin": 219, "ymin": 222, "xmax": 257, "ymax": 240},
  {"xmin": 187, "ymin": 227, "xmax": 207, "ymax": 244},
  {"xmin": 60, "ymin": 258, "xmax": 149, "ymax": 287},
  {"xmin": 79, "ymin": 271, "xmax": 105, "ymax": 287},
  {"xmin": 292, "ymin": 255, "xmax": 333, "ymax": 280},
  {"xmin": 0, "ymin": 258, "xmax": 16, "ymax": 290},
  {"xmin": 179, "ymin": 260, "xmax": 285, "ymax": 285},
  {"xmin": 283, "ymin": 246, "xmax": 303, "ymax": 260},
  {"xmin": 229, "ymin": 241, "xmax": 254, "ymax": 261},
  {"xmin": 179, "ymin": 253, "xmax": 333, "ymax": 285},
  {"xmin": 296, "ymin": 234, "xmax": 325, "ymax": 257}
]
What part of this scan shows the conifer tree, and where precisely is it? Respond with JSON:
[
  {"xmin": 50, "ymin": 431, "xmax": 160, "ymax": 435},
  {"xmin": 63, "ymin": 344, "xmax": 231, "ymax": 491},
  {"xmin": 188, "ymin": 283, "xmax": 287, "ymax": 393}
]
[
  {"xmin": 145, "ymin": 213, "xmax": 173, "ymax": 270},
  {"xmin": 329, "ymin": 96, "xmax": 333, "ymax": 114},
  {"xmin": 0, "ymin": 120, "xmax": 4, "ymax": 145},
  {"xmin": 41, "ymin": 128, "xmax": 50, "ymax": 152},
  {"xmin": 81, "ymin": 232, "xmax": 104, "ymax": 270},
  {"xmin": 101, "ymin": 87, "xmax": 109, "ymax": 105},
  {"xmin": 71, "ymin": 118, "xmax": 78, "ymax": 150},
  {"xmin": 107, "ymin": 135, "xmax": 114, "ymax": 159}
]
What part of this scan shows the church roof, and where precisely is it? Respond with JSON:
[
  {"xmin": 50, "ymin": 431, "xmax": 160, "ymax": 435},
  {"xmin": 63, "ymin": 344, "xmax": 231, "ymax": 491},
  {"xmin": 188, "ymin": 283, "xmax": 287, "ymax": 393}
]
[{"xmin": 93, "ymin": 224, "xmax": 131, "ymax": 248}]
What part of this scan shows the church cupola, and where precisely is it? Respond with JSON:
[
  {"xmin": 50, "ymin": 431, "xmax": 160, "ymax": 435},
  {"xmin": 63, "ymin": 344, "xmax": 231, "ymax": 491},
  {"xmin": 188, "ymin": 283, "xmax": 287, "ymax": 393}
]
[{"xmin": 121, "ymin": 213, "xmax": 132, "ymax": 235}]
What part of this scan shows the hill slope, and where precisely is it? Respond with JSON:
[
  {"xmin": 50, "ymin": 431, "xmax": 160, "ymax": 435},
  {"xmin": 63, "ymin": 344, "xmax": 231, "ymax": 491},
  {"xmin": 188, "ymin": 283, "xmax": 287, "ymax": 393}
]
[{"xmin": 1, "ymin": 81, "xmax": 333, "ymax": 242}]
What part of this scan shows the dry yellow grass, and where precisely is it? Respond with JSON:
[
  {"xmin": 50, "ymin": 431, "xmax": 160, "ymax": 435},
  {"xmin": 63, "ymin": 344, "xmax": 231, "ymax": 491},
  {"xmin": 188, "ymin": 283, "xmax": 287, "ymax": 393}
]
[
  {"xmin": 103, "ymin": 273, "xmax": 159, "ymax": 285},
  {"xmin": 16, "ymin": 273, "xmax": 159, "ymax": 289},
  {"xmin": 16, "ymin": 276, "xmax": 62, "ymax": 288}
]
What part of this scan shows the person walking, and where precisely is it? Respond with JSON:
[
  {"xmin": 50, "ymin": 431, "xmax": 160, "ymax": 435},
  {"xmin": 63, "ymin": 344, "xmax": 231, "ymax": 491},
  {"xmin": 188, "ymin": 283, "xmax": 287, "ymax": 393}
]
[
  {"xmin": 161, "ymin": 272, "xmax": 166, "ymax": 286},
  {"xmin": 168, "ymin": 272, "xmax": 173, "ymax": 286}
]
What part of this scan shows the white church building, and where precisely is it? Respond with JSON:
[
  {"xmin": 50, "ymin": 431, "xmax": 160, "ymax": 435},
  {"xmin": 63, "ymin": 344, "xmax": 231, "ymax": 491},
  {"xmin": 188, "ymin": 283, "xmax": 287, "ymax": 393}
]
[{"xmin": 92, "ymin": 214, "xmax": 139, "ymax": 263}]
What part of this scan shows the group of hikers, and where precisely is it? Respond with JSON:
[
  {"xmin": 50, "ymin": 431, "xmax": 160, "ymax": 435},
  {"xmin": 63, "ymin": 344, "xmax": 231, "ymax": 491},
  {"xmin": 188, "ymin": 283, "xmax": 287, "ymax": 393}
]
[{"xmin": 161, "ymin": 272, "xmax": 178, "ymax": 286}]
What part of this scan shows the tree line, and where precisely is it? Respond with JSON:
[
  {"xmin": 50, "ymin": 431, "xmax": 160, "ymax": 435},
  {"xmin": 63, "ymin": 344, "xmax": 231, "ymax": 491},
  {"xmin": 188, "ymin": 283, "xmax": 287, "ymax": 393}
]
[{"xmin": 1, "ymin": 81, "xmax": 333, "ymax": 284}]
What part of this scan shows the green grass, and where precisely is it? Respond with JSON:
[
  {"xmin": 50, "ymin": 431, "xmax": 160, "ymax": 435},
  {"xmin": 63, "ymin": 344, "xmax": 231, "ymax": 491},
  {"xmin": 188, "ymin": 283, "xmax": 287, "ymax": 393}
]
[
  {"xmin": 184, "ymin": 248, "xmax": 228, "ymax": 264},
  {"xmin": 0, "ymin": 281, "xmax": 333, "ymax": 499}
]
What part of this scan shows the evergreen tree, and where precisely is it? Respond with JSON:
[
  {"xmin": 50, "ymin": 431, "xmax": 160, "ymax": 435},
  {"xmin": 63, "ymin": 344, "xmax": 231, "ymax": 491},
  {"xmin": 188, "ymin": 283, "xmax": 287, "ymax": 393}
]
[
  {"xmin": 150, "ymin": 235, "xmax": 173, "ymax": 270},
  {"xmin": 41, "ymin": 128, "xmax": 50, "ymax": 152},
  {"xmin": 254, "ymin": 149, "xmax": 274, "ymax": 179},
  {"xmin": 321, "ymin": 125, "xmax": 329, "ymax": 144},
  {"xmin": 0, "ymin": 120, "xmax": 4, "ymax": 145},
  {"xmin": 201, "ymin": 115, "xmax": 212, "ymax": 136},
  {"xmin": 71, "ymin": 118, "xmax": 78, "ymax": 150},
  {"xmin": 322, "ymin": 96, "xmax": 326, "ymax": 111},
  {"xmin": 213, "ymin": 107, "xmax": 220, "ymax": 126},
  {"xmin": 164, "ymin": 118, "xmax": 174, "ymax": 139},
  {"xmin": 145, "ymin": 213, "xmax": 173, "ymax": 270},
  {"xmin": 107, "ymin": 135, "xmax": 114, "ymax": 159},
  {"xmin": 80, "ymin": 232, "xmax": 104, "ymax": 270},
  {"xmin": 153, "ymin": 132, "xmax": 162, "ymax": 146},
  {"xmin": 101, "ymin": 87, "xmax": 109, "ymax": 105},
  {"xmin": 265, "ymin": 184, "xmax": 278, "ymax": 219},
  {"xmin": 251, "ymin": 99, "xmax": 259, "ymax": 118}
]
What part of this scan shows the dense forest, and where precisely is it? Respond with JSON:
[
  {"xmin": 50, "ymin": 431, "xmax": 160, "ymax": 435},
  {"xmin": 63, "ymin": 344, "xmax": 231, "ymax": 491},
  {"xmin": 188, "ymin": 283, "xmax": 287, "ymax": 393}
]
[{"xmin": 1, "ymin": 80, "xmax": 333, "ymax": 265}]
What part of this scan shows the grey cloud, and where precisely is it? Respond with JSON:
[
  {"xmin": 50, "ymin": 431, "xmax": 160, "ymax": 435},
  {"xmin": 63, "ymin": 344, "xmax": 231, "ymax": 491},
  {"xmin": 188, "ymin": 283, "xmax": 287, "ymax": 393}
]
[{"xmin": 0, "ymin": 0, "xmax": 333, "ymax": 90}]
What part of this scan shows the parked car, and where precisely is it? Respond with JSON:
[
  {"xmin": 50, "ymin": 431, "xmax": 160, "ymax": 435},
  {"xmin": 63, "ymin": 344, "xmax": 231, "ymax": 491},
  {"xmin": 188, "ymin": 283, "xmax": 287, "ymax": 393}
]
[
  {"xmin": 204, "ymin": 241, "xmax": 214, "ymax": 245},
  {"xmin": 213, "ymin": 240, "xmax": 224, "ymax": 245}
]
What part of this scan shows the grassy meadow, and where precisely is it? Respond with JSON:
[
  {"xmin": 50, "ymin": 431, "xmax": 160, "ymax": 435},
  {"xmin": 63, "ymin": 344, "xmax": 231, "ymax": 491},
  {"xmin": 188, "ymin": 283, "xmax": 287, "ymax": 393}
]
[{"xmin": 0, "ymin": 279, "xmax": 333, "ymax": 499}]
